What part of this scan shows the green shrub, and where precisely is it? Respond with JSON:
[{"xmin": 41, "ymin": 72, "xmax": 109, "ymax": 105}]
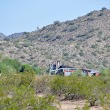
[
  {"xmin": 82, "ymin": 103, "xmax": 89, "ymax": 110},
  {"xmin": 50, "ymin": 76, "xmax": 67, "ymax": 95},
  {"xmin": 71, "ymin": 70, "xmax": 83, "ymax": 76},
  {"xmin": 50, "ymin": 75, "xmax": 110, "ymax": 108},
  {"xmin": 2, "ymin": 58, "xmax": 22, "ymax": 72},
  {"xmin": 0, "ymin": 63, "xmax": 16, "ymax": 74},
  {"xmin": 91, "ymin": 52, "xmax": 97, "ymax": 56},
  {"xmin": 91, "ymin": 44, "xmax": 98, "ymax": 49},
  {"xmin": 0, "ymin": 74, "xmax": 59, "ymax": 110},
  {"xmin": 79, "ymin": 50, "xmax": 84, "ymax": 56},
  {"xmin": 75, "ymin": 44, "xmax": 80, "ymax": 49},
  {"xmin": 0, "ymin": 69, "xmax": 110, "ymax": 109},
  {"xmin": 34, "ymin": 67, "xmax": 42, "ymax": 75},
  {"xmin": 20, "ymin": 64, "xmax": 36, "ymax": 74},
  {"xmin": 100, "ymin": 69, "xmax": 110, "ymax": 76}
]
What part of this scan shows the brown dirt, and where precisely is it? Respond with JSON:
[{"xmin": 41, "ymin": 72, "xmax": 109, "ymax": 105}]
[
  {"xmin": 37, "ymin": 93, "xmax": 104, "ymax": 110},
  {"xmin": 59, "ymin": 100, "xmax": 103, "ymax": 110}
]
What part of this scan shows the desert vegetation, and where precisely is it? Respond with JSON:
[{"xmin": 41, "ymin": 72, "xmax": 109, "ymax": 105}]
[
  {"xmin": 0, "ymin": 57, "xmax": 110, "ymax": 110},
  {"xmin": 0, "ymin": 8, "xmax": 110, "ymax": 109},
  {"xmin": 0, "ymin": 54, "xmax": 42, "ymax": 75},
  {"xmin": 0, "ymin": 8, "xmax": 110, "ymax": 69},
  {"xmin": 0, "ymin": 72, "xmax": 110, "ymax": 110}
]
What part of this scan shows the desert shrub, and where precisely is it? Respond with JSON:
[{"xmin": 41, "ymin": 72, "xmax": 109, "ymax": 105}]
[
  {"xmin": 98, "ymin": 31, "xmax": 103, "ymax": 35},
  {"xmin": 2, "ymin": 58, "xmax": 22, "ymax": 72},
  {"xmin": 0, "ymin": 53, "xmax": 4, "ymax": 61},
  {"xmin": 50, "ymin": 75, "xmax": 110, "ymax": 108},
  {"xmin": 79, "ymin": 50, "xmax": 84, "ymax": 56},
  {"xmin": 91, "ymin": 52, "xmax": 97, "ymax": 56},
  {"xmin": 0, "ymin": 47, "xmax": 4, "ymax": 50},
  {"xmin": 43, "ymin": 34, "xmax": 51, "ymax": 39},
  {"xmin": 20, "ymin": 55, "xmax": 25, "ymax": 59},
  {"xmin": 20, "ymin": 64, "xmax": 36, "ymax": 74},
  {"xmin": 68, "ymin": 22, "xmax": 74, "ymax": 25},
  {"xmin": 0, "ymin": 63, "xmax": 16, "ymax": 74},
  {"xmin": 100, "ymin": 68, "xmax": 110, "ymax": 76},
  {"xmin": 100, "ymin": 93, "xmax": 110, "ymax": 110},
  {"xmin": 102, "ymin": 60, "xmax": 108, "ymax": 67},
  {"xmin": 91, "ymin": 44, "xmax": 98, "ymax": 49},
  {"xmin": 63, "ymin": 52, "xmax": 69, "ymax": 56},
  {"xmin": 1, "ymin": 55, "xmax": 32, "ymax": 70},
  {"xmin": 50, "ymin": 76, "xmax": 68, "ymax": 96},
  {"xmin": 103, "ymin": 36, "xmax": 108, "ymax": 41},
  {"xmin": 22, "ymin": 42, "xmax": 32, "ymax": 47},
  {"xmin": 68, "ymin": 38, "xmax": 76, "ymax": 41},
  {"xmin": 97, "ymin": 39, "xmax": 102, "ymax": 42},
  {"xmin": 0, "ymin": 68, "xmax": 110, "ymax": 109},
  {"xmin": 34, "ymin": 67, "xmax": 42, "ymax": 75},
  {"xmin": 0, "ymin": 56, "xmax": 22, "ymax": 74},
  {"xmin": 4, "ymin": 37, "xmax": 10, "ymax": 41},
  {"xmin": 33, "ymin": 75, "xmax": 52, "ymax": 94},
  {"xmin": 87, "ymin": 17, "xmax": 94, "ymax": 21},
  {"xmin": 106, "ymin": 48, "xmax": 110, "ymax": 52},
  {"xmin": 71, "ymin": 70, "xmax": 83, "ymax": 76},
  {"xmin": 15, "ymin": 43, "xmax": 22, "ymax": 49},
  {"xmin": 1, "ymin": 74, "xmax": 110, "ymax": 108},
  {"xmin": 0, "ymin": 74, "xmax": 58, "ymax": 110},
  {"xmin": 53, "ymin": 21, "xmax": 61, "ymax": 26},
  {"xmin": 75, "ymin": 44, "xmax": 80, "ymax": 49},
  {"xmin": 51, "ymin": 76, "xmax": 85, "ymax": 100},
  {"xmin": 104, "ymin": 44, "xmax": 110, "ymax": 48},
  {"xmin": 99, "ymin": 76, "xmax": 110, "ymax": 109},
  {"xmin": 68, "ymin": 27, "xmax": 77, "ymax": 32},
  {"xmin": 82, "ymin": 103, "xmax": 90, "ymax": 110},
  {"xmin": 55, "ymin": 35, "xmax": 62, "ymax": 39},
  {"xmin": 98, "ymin": 12, "xmax": 104, "ymax": 16},
  {"xmin": 101, "ymin": 7, "xmax": 107, "ymax": 11},
  {"xmin": 85, "ymin": 62, "xmax": 94, "ymax": 69},
  {"xmin": 34, "ymin": 95, "xmax": 59, "ymax": 110},
  {"xmin": 77, "ymin": 34, "xmax": 86, "ymax": 38}
]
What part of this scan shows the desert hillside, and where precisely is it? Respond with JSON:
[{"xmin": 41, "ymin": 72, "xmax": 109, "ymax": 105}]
[{"xmin": 0, "ymin": 8, "xmax": 110, "ymax": 69}]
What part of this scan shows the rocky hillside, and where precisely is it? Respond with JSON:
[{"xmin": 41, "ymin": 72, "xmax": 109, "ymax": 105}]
[
  {"xmin": 0, "ymin": 8, "xmax": 110, "ymax": 69},
  {"xmin": 0, "ymin": 33, "xmax": 6, "ymax": 40}
]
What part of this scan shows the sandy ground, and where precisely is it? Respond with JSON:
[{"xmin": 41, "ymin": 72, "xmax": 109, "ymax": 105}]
[
  {"xmin": 59, "ymin": 100, "xmax": 103, "ymax": 110},
  {"xmin": 37, "ymin": 93, "xmax": 104, "ymax": 110}
]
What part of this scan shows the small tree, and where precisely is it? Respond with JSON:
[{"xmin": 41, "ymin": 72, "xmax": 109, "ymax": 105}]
[
  {"xmin": 53, "ymin": 21, "xmax": 61, "ymax": 26},
  {"xmin": 101, "ymin": 7, "xmax": 107, "ymax": 11}
]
